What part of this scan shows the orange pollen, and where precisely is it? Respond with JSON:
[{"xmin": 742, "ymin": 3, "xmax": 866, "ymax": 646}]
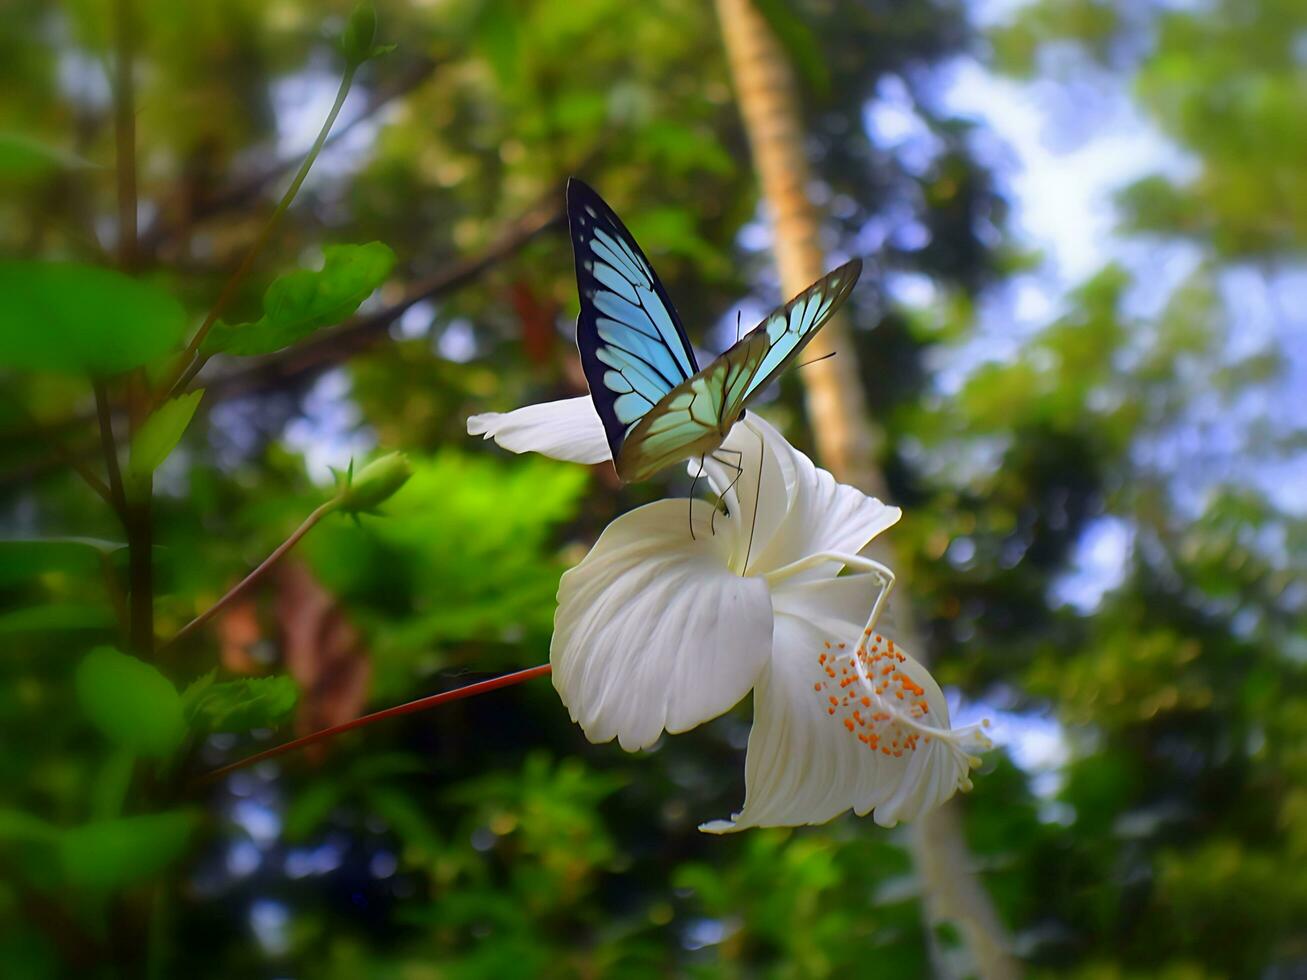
[{"xmin": 815, "ymin": 638, "xmax": 929, "ymax": 758}]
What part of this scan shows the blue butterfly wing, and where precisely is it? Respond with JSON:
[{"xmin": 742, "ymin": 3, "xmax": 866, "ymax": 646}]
[
  {"xmin": 736, "ymin": 258, "xmax": 862, "ymax": 403},
  {"xmin": 567, "ymin": 179, "xmax": 699, "ymax": 465}
]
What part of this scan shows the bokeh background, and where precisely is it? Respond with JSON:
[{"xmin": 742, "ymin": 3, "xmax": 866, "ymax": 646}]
[{"xmin": 2, "ymin": 0, "xmax": 1305, "ymax": 976}]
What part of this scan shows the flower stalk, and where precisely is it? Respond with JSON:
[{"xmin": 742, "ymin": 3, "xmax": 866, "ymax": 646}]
[
  {"xmin": 196, "ymin": 664, "xmax": 553, "ymax": 784},
  {"xmin": 161, "ymin": 498, "xmax": 339, "ymax": 651}
]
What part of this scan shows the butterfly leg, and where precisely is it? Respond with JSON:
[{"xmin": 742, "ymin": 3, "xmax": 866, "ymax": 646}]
[{"xmin": 707, "ymin": 448, "xmax": 745, "ymax": 536}]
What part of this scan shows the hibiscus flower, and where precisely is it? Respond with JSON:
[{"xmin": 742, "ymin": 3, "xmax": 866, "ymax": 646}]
[{"xmin": 469, "ymin": 400, "xmax": 989, "ymax": 828}]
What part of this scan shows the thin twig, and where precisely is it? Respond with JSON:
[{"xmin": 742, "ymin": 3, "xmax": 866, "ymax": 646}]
[
  {"xmin": 138, "ymin": 57, "xmax": 441, "ymax": 256},
  {"xmin": 161, "ymin": 498, "xmax": 338, "ymax": 651},
  {"xmin": 155, "ymin": 66, "xmax": 358, "ymax": 403},
  {"xmin": 195, "ymin": 664, "xmax": 552, "ymax": 785},
  {"xmin": 59, "ymin": 448, "xmax": 115, "ymax": 506},
  {"xmin": 0, "ymin": 389, "xmax": 114, "ymax": 504}
]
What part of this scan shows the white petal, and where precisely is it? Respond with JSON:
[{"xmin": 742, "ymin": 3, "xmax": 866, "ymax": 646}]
[
  {"xmin": 696, "ymin": 415, "xmax": 791, "ymax": 575},
  {"xmin": 467, "ymin": 396, "xmax": 610, "ymax": 464},
  {"xmin": 551, "ymin": 499, "xmax": 773, "ymax": 751},
  {"xmin": 698, "ymin": 415, "xmax": 900, "ymax": 579},
  {"xmin": 745, "ymin": 417, "xmax": 901, "ymax": 580},
  {"xmin": 701, "ymin": 612, "xmax": 989, "ymax": 833},
  {"xmin": 771, "ymin": 573, "xmax": 884, "ymax": 630}
]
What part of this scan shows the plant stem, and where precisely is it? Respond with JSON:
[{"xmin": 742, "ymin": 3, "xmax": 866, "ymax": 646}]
[
  {"xmin": 112, "ymin": 0, "xmax": 137, "ymax": 271},
  {"xmin": 156, "ymin": 65, "xmax": 358, "ymax": 402},
  {"xmin": 196, "ymin": 665, "xmax": 553, "ymax": 785},
  {"xmin": 161, "ymin": 498, "xmax": 338, "ymax": 651},
  {"xmin": 93, "ymin": 380, "xmax": 127, "ymax": 515}
]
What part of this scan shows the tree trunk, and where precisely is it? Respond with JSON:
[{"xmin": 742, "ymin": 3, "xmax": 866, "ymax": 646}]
[{"xmin": 714, "ymin": 1, "xmax": 1020, "ymax": 976}]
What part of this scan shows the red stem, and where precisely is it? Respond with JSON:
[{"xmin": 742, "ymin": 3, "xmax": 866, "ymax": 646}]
[{"xmin": 196, "ymin": 664, "xmax": 553, "ymax": 785}]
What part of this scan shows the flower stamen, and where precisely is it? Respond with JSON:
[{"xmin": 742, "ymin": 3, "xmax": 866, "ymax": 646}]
[{"xmin": 811, "ymin": 631, "xmax": 991, "ymax": 779}]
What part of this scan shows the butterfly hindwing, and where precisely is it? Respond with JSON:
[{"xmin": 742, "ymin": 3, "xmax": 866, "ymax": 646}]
[
  {"xmin": 621, "ymin": 259, "xmax": 862, "ymax": 482},
  {"xmin": 568, "ymin": 179, "xmax": 699, "ymax": 464},
  {"xmin": 616, "ymin": 329, "xmax": 771, "ymax": 483}
]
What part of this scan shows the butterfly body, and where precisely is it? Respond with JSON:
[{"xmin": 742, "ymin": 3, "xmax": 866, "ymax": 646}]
[{"xmin": 568, "ymin": 178, "xmax": 860, "ymax": 483}]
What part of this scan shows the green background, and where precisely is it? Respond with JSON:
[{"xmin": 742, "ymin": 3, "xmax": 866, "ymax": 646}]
[{"xmin": 1, "ymin": 0, "xmax": 1304, "ymax": 976}]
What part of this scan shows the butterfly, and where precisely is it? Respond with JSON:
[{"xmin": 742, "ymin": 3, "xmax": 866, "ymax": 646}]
[{"xmin": 567, "ymin": 177, "xmax": 862, "ymax": 483}]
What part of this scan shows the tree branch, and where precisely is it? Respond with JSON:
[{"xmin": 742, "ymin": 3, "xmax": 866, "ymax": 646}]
[
  {"xmin": 199, "ymin": 201, "xmax": 564, "ymax": 401},
  {"xmin": 0, "ymin": 202, "xmax": 563, "ymax": 492},
  {"xmin": 715, "ymin": 1, "xmax": 1019, "ymax": 975}
]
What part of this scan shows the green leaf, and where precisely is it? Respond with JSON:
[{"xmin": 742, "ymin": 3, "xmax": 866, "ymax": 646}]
[
  {"xmin": 58, "ymin": 811, "xmax": 196, "ymax": 892},
  {"xmin": 75, "ymin": 647, "xmax": 185, "ymax": 758},
  {"xmin": 0, "ymin": 132, "xmax": 96, "ymax": 178},
  {"xmin": 0, "ymin": 537, "xmax": 124, "ymax": 587},
  {"xmin": 284, "ymin": 782, "xmax": 344, "ymax": 841},
  {"xmin": 472, "ymin": 0, "xmax": 520, "ymax": 89},
  {"xmin": 0, "ymin": 261, "xmax": 188, "ymax": 375},
  {"xmin": 202, "ymin": 242, "xmax": 395, "ymax": 356},
  {"xmin": 183, "ymin": 674, "xmax": 299, "ymax": 734},
  {"xmin": 0, "ymin": 603, "xmax": 115, "ymax": 634},
  {"xmin": 179, "ymin": 669, "xmax": 216, "ymax": 710},
  {"xmin": 91, "ymin": 751, "xmax": 135, "ymax": 821},
  {"xmin": 126, "ymin": 390, "xmax": 203, "ymax": 485},
  {"xmin": 0, "ymin": 808, "xmax": 56, "ymax": 844}
]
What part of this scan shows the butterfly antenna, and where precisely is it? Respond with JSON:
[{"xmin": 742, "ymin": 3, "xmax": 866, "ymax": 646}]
[
  {"xmin": 796, "ymin": 350, "xmax": 838, "ymax": 369},
  {"xmin": 735, "ymin": 309, "xmax": 742, "ymax": 343}
]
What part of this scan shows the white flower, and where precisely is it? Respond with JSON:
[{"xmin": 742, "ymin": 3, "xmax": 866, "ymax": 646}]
[
  {"xmin": 501, "ymin": 404, "xmax": 993, "ymax": 830},
  {"xmin": 467, "ymin": 396, "xmax": 610, "ymax": 465}
]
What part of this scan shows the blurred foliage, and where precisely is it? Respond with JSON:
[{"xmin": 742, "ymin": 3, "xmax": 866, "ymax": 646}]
[{"xmin": 0, "ymin": 0, "xmax": 1303, "ymax": 976}]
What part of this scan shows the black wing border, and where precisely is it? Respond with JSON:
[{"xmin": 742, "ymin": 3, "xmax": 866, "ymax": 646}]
[{"xmin": 567, "ymin": 177, "xmax": 699, "ymax": 463}]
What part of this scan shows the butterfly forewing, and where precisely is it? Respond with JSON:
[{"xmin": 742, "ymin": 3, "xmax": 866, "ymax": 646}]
[
  {"xmin": 568, "ymin": 179, "xmax": 699, "ymax": 465},
  {"xmin": 735, "ymin": 258, "xmax": 862, "ymax": 404},
  {"xmin": 568, "ymin": 180, "xmax": 862, "ymax": 484}
]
